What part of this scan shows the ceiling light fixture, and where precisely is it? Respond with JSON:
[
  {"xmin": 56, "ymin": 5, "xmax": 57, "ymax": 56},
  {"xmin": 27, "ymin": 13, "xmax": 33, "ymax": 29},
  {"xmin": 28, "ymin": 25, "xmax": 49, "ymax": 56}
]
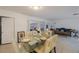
[{"xmin": 30, "ymin": 6, "xmax": 42, "ymax": 10}]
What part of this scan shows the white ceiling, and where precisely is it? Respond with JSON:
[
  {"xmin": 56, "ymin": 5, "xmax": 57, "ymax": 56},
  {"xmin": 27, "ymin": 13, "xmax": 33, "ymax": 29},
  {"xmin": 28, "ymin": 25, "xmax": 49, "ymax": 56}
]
[{"xmin": 0, "ymin": 6, "xmax": 79, "ymax": 20}]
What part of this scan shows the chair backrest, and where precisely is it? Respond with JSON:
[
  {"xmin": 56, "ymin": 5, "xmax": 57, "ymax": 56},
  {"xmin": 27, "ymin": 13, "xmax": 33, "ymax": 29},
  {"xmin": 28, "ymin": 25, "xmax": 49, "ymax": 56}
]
[
  {"xmin": 34, "ymin": 35, "xmax": 58, "ymax": 53},
  {"xmin": 44, "ymin": 35, "xmax": 58, "ymax": 53},
  {"xmin": 25, "ymin": 32, "xmax": 32, "ymax": 38},
  {"xmin": 17, "ymin": 31, "xmax": 25, "ymax": 43},
  {"xmin": 41, "ymin": 31, "xmax": 50, "ymax": 38}
]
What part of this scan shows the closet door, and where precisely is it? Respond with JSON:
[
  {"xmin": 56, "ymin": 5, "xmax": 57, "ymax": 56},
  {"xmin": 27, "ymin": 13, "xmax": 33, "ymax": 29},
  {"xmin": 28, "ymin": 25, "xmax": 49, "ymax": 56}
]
[{"xmin": 1, "ymin": 17, "xmax": 14, "ymax": 44}]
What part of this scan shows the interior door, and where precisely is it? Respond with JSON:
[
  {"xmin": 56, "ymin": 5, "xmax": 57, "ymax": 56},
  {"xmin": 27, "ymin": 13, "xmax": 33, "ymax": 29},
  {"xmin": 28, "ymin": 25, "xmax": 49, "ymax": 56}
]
[{"xmin": 1, "ymin": 17, "xmax": 14, "ymax": 44}]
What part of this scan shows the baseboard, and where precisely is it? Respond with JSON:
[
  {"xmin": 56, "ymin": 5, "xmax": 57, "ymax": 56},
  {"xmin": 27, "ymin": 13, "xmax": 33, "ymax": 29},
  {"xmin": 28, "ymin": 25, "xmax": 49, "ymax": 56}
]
[{"xmin": 0, "ymin": 43, "xmax": 11, "ymax": 45}]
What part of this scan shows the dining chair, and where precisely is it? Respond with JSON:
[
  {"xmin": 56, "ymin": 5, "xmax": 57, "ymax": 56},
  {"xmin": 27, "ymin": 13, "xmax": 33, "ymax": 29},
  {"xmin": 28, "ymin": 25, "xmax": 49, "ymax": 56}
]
[{"xmin": 34, "ymin": 35, "xmax": 58, "ymax": 53}]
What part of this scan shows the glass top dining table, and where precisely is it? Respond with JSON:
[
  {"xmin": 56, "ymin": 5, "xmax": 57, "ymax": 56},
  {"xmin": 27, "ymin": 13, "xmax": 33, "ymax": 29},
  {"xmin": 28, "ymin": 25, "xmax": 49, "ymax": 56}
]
[{"xmin": 20, "ymin": 35, "xmax": 47, "ymax": 53}]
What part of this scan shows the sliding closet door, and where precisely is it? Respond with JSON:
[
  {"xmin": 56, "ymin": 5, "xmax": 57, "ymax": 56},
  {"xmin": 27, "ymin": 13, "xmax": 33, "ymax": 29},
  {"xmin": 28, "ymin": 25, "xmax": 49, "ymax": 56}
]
[{"xmin": 1, "ymin": 17, "xmax": 14, "ymax": 44}]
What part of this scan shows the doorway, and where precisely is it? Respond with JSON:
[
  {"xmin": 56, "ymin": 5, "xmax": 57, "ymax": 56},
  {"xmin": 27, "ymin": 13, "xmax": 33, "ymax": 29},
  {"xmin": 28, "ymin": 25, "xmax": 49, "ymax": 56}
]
[{"xmin": 0, "ymin": 16, "xmax": 15, "ymax": 45}]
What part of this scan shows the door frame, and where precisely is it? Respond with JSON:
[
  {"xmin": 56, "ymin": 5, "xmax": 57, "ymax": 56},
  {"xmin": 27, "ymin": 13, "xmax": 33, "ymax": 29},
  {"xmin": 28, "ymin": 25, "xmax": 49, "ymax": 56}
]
[{"xmin": 0, "ymin": 17, "xmax": 2, "ymax": 45}]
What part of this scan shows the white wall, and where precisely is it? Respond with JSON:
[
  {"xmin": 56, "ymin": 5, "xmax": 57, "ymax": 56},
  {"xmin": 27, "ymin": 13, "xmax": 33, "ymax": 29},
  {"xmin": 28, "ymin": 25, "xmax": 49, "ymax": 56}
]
[
  {"xmin": 0, "ymin": 9, "xmax": 51, "ymax": 42},
  {"xmin": 51, "ymin": 19, "xmax": 79, "ymax": 30}
]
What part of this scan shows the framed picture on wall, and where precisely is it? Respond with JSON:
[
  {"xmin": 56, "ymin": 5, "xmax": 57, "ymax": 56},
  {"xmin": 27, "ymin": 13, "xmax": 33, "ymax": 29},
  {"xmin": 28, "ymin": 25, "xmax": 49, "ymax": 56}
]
[
  {"xmin": 28, "ymin": 19, "xmax": 39, "ymax": 31},
  {"xmin": 30, "ymin": 23, "xmax": 38, "ymax": 31}
]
